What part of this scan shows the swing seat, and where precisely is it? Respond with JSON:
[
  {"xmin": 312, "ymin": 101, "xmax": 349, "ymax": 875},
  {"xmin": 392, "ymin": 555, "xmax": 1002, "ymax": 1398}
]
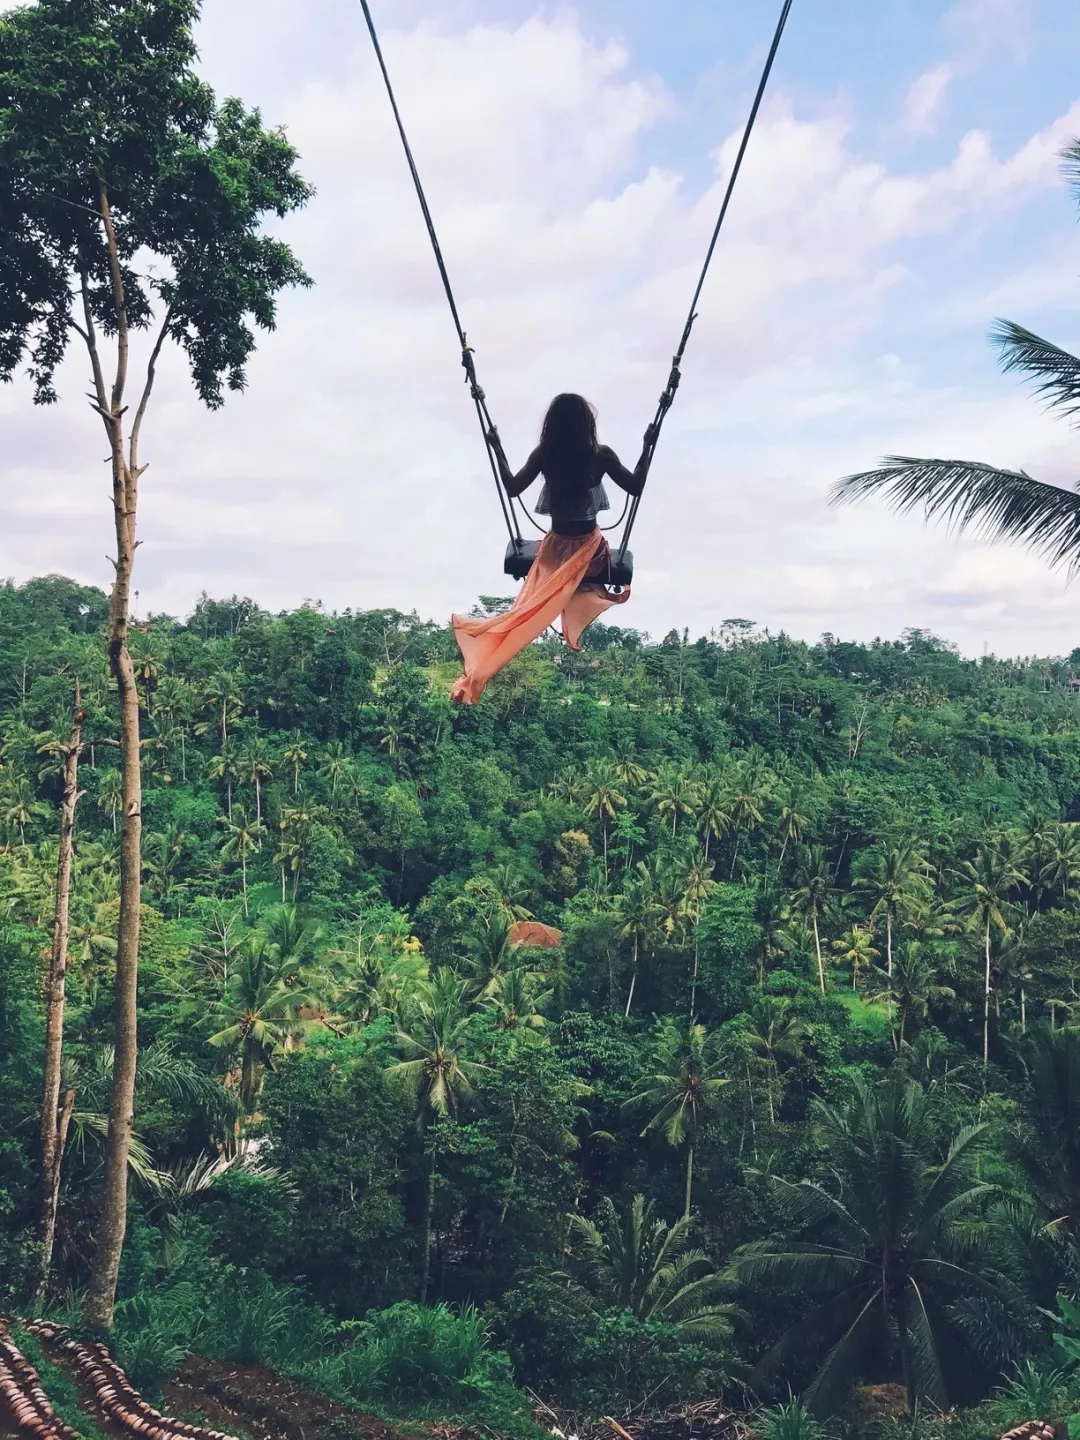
[{"xmin": 503, "ymin": 538, "xmax": 634, "ymax": 586}]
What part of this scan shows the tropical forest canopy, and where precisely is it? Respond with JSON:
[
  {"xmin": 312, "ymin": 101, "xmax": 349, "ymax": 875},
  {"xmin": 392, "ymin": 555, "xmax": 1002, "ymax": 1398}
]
[{"xmin": 5, "ymin": 575, "xmax": 1080, "ymax": 1425}]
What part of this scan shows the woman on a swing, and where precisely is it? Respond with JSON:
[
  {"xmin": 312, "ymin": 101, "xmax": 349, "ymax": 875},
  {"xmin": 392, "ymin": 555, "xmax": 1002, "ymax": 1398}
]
[{"xmin": 450, "ymin": 393, "xmax": 651, "ymax": 705}]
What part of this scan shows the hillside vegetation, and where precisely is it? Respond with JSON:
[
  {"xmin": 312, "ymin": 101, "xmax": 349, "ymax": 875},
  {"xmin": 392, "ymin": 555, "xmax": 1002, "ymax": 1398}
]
[{"xmin": 5, "ymin": 576, "xmax": 1080, "ymax": 1428}]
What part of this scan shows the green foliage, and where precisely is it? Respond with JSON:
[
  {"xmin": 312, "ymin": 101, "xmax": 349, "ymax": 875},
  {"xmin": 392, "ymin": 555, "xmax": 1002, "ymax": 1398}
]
[
  {"xmin": 113, "ymin": 1285, "xmax": 205, "ymax": 1396},
  {"xmin": 320, "ymin": 1302, "xmax": 492, "ymax": 1400},
  {"xmin": 0, "ymin": 0, "xmax": 313, "ymax": 407},
  {"xmin": 754, "ymin": 1400, "xmax": 824, "ymax": 1440},
  {"xmin": 10, "ymin": 576, "xmax": 1080, "ymax": 1423}
]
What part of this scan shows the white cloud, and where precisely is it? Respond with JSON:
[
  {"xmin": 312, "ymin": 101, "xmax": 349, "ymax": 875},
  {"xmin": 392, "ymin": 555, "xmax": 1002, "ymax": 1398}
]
[
  {"xmin": 3, "ymin": 3, "xmax": 1080, "ymax": 658},
  {"xmin": 902, "ymin": 63, "xmax": 955, "ymax": 136}
]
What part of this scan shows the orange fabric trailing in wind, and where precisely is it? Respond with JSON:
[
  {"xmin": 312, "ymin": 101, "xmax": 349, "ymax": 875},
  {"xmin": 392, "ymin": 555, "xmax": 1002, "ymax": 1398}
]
[{"xmin": 451, "ymin": 528, "xmax": 630, "ymax": 705}]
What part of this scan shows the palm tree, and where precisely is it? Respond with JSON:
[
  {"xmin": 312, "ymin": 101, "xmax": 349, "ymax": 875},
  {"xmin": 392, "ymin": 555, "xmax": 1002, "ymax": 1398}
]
[
  {"xmin": 207, "ymin": 741, "xmax": 240, "ymax": 822},
  {"xmin": 275, "ymin": 806, "xmax": 312, "ymax": 902},
  {"xmin": 732, "ymin": 1074, "xmax": 1002, "ymax": 1413},
  {"xmin": 549, "ymin": 767, "xmax": 584, "ymax": 805},
  {"xmin": 726, "ymin": 756, "xmax": 770, "ymax": 879},
  {"xmin": 695, "ymin": 777, "xmax": 731, "ymax": 863},
  {"xmin": 208, "ymin": 938, "xmax": 314, "ymax": 1110},
  {"xmin": 238, "ymin": 735, "xmax": 273, "ymax": 831},
  {"xmin": 832, "ymin": 141, "xmax": 1080, "ymax": 575},
  {"xmin": 775, "ymin": 786, "xmax": 810, "ymax": 882},
  {"xmin": 318, "ymin": 739, "xmax": 351, "ymax": 800},
  {"xmin": 203, "ymin": 670, "xmax": 244, "ymax": 742},
  {"xmin": 682, "ymin": 848, "xmax": 716, "ymax": 1020},
  {"xmin": 96, "ymin": 768, "xmax": 123, "ymax": 833},
  {"xmin": 789, "ymin": 845, "xmax": 833, "ymax": 994},
  {"xmin": 379, "ymin": 713, "xmax": 417, "ymax": 762},
  {"xmin": 487, "ymin": 863, "xmax": 535, "ymax": 922},
  {"xmin": 583, "ymin": 759, "xmax": 625, "ymax": 877},
  {"xmin": 858, "ymin": 840, "xmax": 928, "ymax": 978},
  {"xmin": 617, "ymin": 875, "xmax": 663, "ymax": 1017},
  {"xmin": 491, "ymin": 965, "xmax": 550, "ymax": 1033},
  {"xmin": 564, "ymin": 1194, "xmax": 737, "ymax": 1340},
  {"xmin": 755, "ymin": 891, "xmax": 788, "ymax": 987},
  {"xmin": 388, "ymin": 969, "xmax": 485, "ymax": 1302},
  {"xmin": 282, "ymin": 734, "xmax": 308, "ymax": 795},
  {"xmin": 464, "ymin": 908, "xmax": 515, "ymax": 997},
  {"xmin": 146, "ymin": 719, "xmax": 183, "ymax": 783},
  {"xmin": 613, "ymin": 744, "xmax": 649, "ymax": 791},
  {"xmin": 219, "ymin": 811, "xmax": 264, "ymax": 914},
  {"xmin": 738, "ymin": 995, "xmax": 806, "ymax": 1123},
  {"xmin": 872, "ymin": 940, "xmax": 956, "ymax": 1049},
  {"xmin": 1039, "ymin": 823, "xmax": 1080, "ymax": 908},
  {"xmin": 649, "ymin": 765, "xmax": 698, "ymax": 839},
  {"xmin": 2, "ymin": 773, "xmax": 45, "ymax": 846},
  {"xmin": 957, "ymin": 842, "xmax": 1027, "ymax": 1064},
  {"xmin": 831, "ymin": 925, "xmax": 879, "ymax": 991},
  {"xmin": 629, "ymin": 1020, "xmax": 727, "ymax": 1216},
  {"xmin": 143, "ymin": 824, "xmax": 189, "ymax": 910},
  {"xmin": 128, "ymin": 633, "xmax": 164, "ymax": 715},
  {"xmin": 260, "ymin": 902, "xmax": 323, "ymax": 972},
  {"xmin": 1015, "ymin": 1025, "xmax": 1080, "ymax": 1236},
  {"xmin": 154, "ymin": 674, "xmax": 194, "ymax": 780}
]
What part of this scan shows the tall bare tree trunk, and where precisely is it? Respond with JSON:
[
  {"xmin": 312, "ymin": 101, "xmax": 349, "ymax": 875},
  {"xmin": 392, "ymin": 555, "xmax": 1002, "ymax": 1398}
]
[
  {"xmin": 38, "ymin": 696, "xmax": 84, "ymax": 1298},
  {"xmin": 689, "ymin": 933, "xmax": 700, "ymax": 1023},
  {"xmin": 886, "ymin": 909, "xmax": 893, "ymax": 978},
  {"xmin": 420, "ymin": 1141, "xmax": 437, "ymax": 1305},
  {"xmin": 983, "ymin": 917, "xmax": 992, "ymax": 1067},
  {"xmin": 82, "ymin": 183, "xmax": 169, "ymax": 1331},
  {"xmin": 813, "ymin": 911, "xmax": 825, "ymax": 994},
  {"xmin": 684, "ymin": 1141, "xmax": 694, "ymax": 1220},
  {"xmin": 625, "ymin": 934, "xmax": 639, "ymax": 1017}
]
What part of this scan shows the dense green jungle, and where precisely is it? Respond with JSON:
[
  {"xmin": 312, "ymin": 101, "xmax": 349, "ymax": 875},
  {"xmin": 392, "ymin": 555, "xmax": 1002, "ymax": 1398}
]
[{"xmin": 6, "ymin": 575, "xmax": 1080, "ymax": 1436}]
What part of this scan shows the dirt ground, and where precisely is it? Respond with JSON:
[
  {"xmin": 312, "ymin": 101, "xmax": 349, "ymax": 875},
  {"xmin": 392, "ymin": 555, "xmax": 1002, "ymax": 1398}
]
[{"xmin": 164, "ymin": 1356, "xmax": 414, "ymax": 1440}]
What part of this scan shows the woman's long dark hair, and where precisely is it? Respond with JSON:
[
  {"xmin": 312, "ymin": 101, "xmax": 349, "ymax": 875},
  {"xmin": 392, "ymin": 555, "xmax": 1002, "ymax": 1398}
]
[{"xmin": 537, "ymin": 393, "xmax": 598, "ymax": 505}]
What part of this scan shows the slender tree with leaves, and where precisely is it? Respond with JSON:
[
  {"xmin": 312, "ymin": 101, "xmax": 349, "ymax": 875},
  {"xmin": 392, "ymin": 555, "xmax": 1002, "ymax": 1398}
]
[
  {"xmin": 629, "ymin": 1020, "xmax": 727, "ymax": 1217},
  {"xmin": 958, "ymin": 842, "xmax": 1027, "ymax": 1065},
  {"xmin": 389, "ymin": 970, "xmax": 485, "ymax": 1303},
  {"xmin": 0, "ymin": 0, "xmax": 312, "ymax": 1327},
  {"xmin": 790, "ymin": 845, "xmax": 834, "ymax": 994}
]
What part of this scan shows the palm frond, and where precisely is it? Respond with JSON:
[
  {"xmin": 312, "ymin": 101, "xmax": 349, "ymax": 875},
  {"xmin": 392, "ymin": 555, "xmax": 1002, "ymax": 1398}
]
[
  {"xmin": 731, "ymin": 1239, "xmax": 871, "ymax": 1288},
  {"xmin": 770, "ymin": 1175, "xmax": 872, "ymax": 1245},
  {"xmin": 71, "ymin": 1112, "xmax": 165, "ymax": 1191},
  {"xmin": 802, "ymin": 1288, "xmax": 883, "ymax": 1417},
  {"xmin": 750, "ymin": 1282, "xmax": 877, "ymax": 1389},
  {"xmin": 671, "ymin": 1305, "xmax": 740, "ymax": 1343},
  {"xmin": 1063, "ymin": 138, "xmax": 1080, "ymax": 195},
  {"xmin": 914, "ymin": 1256, "xmax": 1011, "ymax": 1304},
  {"xmin": 831, "ymin": 457, "xmax": 1080, "ymax": 572},
  {"xmin": 905, "ymin": 1276, "xmax": 948, "ymax": 1409},
  {"xmin": 913, "ymin": 1182, "xmax": 997, "ymax": 1253},
  {"xmin": 993, "ymin": 320, "xmax": 1080, "ymax": 419}
]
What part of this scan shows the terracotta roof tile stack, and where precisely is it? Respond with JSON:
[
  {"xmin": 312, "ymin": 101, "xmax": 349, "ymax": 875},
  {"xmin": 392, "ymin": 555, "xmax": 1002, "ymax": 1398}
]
[
  {"xmin": 998, "ymin": 1424, "xmax": 1065, "ymax": 1440},
  {"xmin": 0, "ymin": 1322, "xmax": 82, "ymax": 1440},
  {"xmin": 24, "ymin": 1322, "xmax": 238, "ymax": 1440}
]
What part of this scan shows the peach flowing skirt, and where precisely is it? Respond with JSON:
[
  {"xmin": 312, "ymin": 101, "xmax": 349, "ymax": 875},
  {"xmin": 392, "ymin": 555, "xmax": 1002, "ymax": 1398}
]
[{"xmin": 450, "ymin": 528, "xmax": 630, "ymax": 705}]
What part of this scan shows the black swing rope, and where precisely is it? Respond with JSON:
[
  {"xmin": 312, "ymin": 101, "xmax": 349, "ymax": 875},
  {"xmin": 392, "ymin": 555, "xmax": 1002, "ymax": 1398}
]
[
  {"xmin": 357, "ymin": 0, "xmax": 524, "ymax": 544},
  {"xmin": 617, "ymin": 0, "xmax": 795, "ymax": 563},
  {"xmin": 358, "ymin": 0, "xmax": 795, "ymax": 560}
]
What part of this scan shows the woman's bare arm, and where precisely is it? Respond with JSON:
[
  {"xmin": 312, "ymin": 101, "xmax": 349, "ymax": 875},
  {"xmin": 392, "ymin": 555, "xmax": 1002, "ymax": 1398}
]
[
  {"xmin": 600, "ymin": 441, "xmax": 653, "ymax": 498},
  {"xmin": 487, "ymin": 430, "xmax": 542, "ymax": 497}
]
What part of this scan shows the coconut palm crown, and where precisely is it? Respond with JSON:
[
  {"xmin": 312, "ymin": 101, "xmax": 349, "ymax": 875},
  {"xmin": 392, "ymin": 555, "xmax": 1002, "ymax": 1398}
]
[{"xmin": 833, "ymin": 140, "xmax": 1080, "ymax": 571}]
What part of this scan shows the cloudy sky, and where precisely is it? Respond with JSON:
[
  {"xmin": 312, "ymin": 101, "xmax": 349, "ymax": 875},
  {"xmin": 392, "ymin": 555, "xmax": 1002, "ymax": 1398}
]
[{"xmin": 5, "ymin": 0, "xmax": 1080, "ymax": 655}]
